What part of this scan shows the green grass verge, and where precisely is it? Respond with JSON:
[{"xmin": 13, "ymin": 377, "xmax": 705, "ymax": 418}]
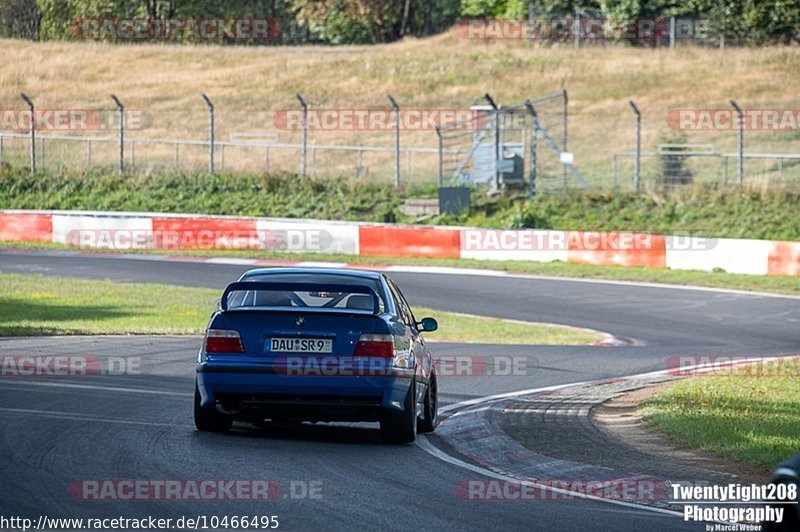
[
  {"xmin": 3, "ymin": 168, "xmax": 800, "ymax": 240},
  {"xmin": 0, "ymin": 273, "xmax": 216, "ymax": 335},
  {"xmin": 5, "ymin": 242, "xmax": 800, "ymax": 297},
  {"xmin": 0, "ymin": 273, "xmax": 600, "ymax": 344},
  {"xmin": 640, "ymin": 375, "xmax": 800, "ymax": 469},
  {"xmin": 0, "ymin": 169, "xmax": 425, "ymax": 224},
  {"xmin": 413, "ymin": 307, "xmax": 599, "ymax": 345}
]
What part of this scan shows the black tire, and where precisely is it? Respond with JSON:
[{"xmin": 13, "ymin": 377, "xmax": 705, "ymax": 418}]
[
  {"xmin": 194, "ymin": 383, "xmax": 232, "ymax": 433},
  {"xmin": 417, "ymin": 373, "xmax": 438, "ymax": 434},
  {"xmin": 380, "ymin": 380, "xmax": 417, "ymax": 444}
]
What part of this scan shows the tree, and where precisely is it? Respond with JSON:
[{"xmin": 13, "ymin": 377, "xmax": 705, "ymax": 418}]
[
  {"xmin": 0, "ymin": 0, "xmax": 41, "ymax": 39},
  {"xmin": 460, "ymin": 0, "xmax": 528, "ymax": 18},
  {"xmin": 289, "ymin": 0, "xmax": 406, "ymax": 43},
  {"xmin": 9, "ymin": 0, "xmax": 798, "ymax": 45},
  {"xmin": 690, "ymin": 0, "xmax": 800, "ymax": 45}
]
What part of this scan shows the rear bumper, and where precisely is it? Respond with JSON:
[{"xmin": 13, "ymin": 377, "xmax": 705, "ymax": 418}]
[{"xmin": 196, "ymin": 360, "xmax": 414, "ymax": 420}]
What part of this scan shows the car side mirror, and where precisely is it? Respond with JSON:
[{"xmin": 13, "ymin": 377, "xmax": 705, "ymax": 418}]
[
  {"xmin": 214, "ymin": 299, "xmax": 222, "ymax": 312},
  {"xmin": 417, "ymin": 317, "xmax": 438, "ymax": 332}
]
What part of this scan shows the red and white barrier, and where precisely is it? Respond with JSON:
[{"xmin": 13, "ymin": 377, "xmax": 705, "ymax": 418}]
[
  {"xmin": 768, "ymin": 241, "xmax": 800, "ymax": 276},
  {"xmin": 0, "ymin": 210, "xmax": 798, "ymax": 277},
  {"xmin": 53, "ymin": 213, "xmax": 154, "ymax": 249},
  {"xmin": 665, "ymin": 236, "xmax": 772, "ymax": 275},
  {"xmin": 0, "ymin": 212, "xmax": 52, "ymax": 242}
]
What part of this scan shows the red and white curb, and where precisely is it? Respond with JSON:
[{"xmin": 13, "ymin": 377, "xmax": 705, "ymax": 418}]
[{"xmin": 419, "ymin": 355, "xmax": 799, "ymax": 519}]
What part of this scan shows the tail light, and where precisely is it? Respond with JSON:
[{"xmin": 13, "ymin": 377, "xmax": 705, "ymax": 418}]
[
  {"xmin": 205, "ymin": 329, "xmax": 244, "ymax": 353},
  {"xmin": 354, "ymin": 334, "xmax": 395, "ymax": 358}
]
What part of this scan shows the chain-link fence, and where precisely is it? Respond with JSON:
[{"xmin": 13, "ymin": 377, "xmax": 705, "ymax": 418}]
[
  {"xmin": 436, "ymin": 91, "xmax": 585, "ymax": 195},
  {"xmin": 609, "ymin": 100, "xmax": 800, "ymax": 191},
  {"xmin": 0, "ymin": 94, "xmax": 453, "ymax": 184},
  {"xmin": 2, "ymin": 91, "xmax": 800, "ymax": 193}
]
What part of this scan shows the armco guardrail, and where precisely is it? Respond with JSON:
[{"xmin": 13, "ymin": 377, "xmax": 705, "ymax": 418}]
[{"xmin": 1, "ymin": 210, "xmax": 798, "ymax": 276}]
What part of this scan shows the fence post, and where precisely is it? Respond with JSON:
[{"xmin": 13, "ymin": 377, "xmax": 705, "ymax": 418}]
[
  {"xmin": 201, "ymin": 94, "xmax": 215, "ymax": 174},
  {"xmin": 730, "ymin": 100, "xmax": 743, "ymax": 188},
  {"xmin": 629, "ymin": 100, "xmax": 641, "ymax": 192},
  {"xmin": 295, "ymin": 93, "xmax": 308, "ymax": 177},
  {"xmin": 435, "ymin": 126, "xmax": 443, "ymax": 187},
  {"xmin": 669, "ymin": 17, "xmax": 676, "ymax": 49},
  {"xmin": 20, "ymin": 93, "xmax": 35, "ymax": 172},
  {"xmin": 562, "ymin": 89, "xmax": 568, "ymax": 191},
  {"xmin": 110, "ymin": 94, "xmax": 124, "ymax": 173},
  {"xmin": 388, "ymin": 95, "xmax": 400, "ymax": 187},
  {"xmin": 524, "ymin": 101, "xmax": 537, "ymax": 200},
  {"xmin": 484, "ymin": 93, "xmax": 500, "ymax": 192}
]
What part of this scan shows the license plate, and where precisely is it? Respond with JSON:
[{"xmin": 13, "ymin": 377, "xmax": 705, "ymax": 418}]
[{"xmin": 268, "ymin": 337, "xmax": 333, "ymax": 354}]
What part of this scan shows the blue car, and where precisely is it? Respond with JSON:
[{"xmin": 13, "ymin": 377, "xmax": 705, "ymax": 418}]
[{"xmin": 195, "ymin": 267, "xmax": 439, "ymax": 443}]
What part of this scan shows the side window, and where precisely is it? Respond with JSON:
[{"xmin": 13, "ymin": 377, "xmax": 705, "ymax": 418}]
[
  {"xmin": 387, "ymin": 279, "xmax": 416, "ymax": 328},
  {"xmin": 386, "ymin": 281, "xmax": 405, "ymax": 323}
]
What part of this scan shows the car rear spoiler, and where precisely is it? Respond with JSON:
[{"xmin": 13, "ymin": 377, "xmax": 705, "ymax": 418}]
[{"xmin": 220, "ymin": 281, "xmax": 382, "ymax": 315}]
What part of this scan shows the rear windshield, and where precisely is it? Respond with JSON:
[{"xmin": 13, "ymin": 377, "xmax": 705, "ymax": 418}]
[{"xmin": 227, "ymin": 273, "xmax": 387, "ymax": 313}]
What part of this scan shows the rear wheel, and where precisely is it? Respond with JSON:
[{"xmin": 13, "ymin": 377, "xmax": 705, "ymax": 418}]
[
  {"xmin": 194, "ymin": 383, "xmax": 232, "ymax": 433},
  {"xmin": 417, "ymin": 373, "xmax": 438, "ymax": 434},
  {"xmin": 380, "ymin": 380, "xmax": 417, "ymax": 444}
]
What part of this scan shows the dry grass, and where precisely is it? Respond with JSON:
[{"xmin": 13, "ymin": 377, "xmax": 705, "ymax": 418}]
[{"xmin": 1, "ymin": 32, "xmax": 799, "ymax": 183}]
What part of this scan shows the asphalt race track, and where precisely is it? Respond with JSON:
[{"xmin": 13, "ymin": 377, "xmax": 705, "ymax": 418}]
[{"xmin": 1, "ymin": 249, "xmax": 799, "ymax": 531}]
